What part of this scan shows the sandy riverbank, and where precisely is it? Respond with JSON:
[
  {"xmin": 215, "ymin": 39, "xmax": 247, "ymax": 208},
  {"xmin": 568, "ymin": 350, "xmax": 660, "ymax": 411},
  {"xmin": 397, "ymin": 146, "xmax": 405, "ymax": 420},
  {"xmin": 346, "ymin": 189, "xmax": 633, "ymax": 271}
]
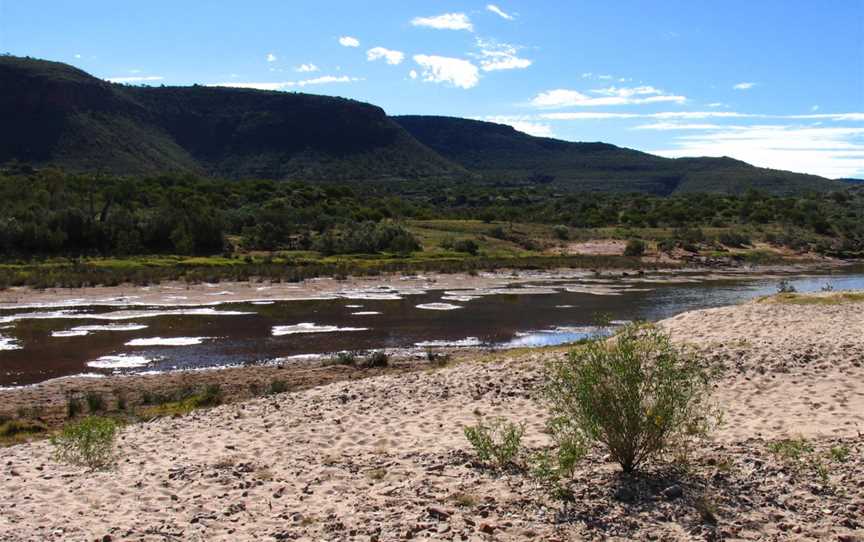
[
  {"xmin": 0, "ymin": 262, "xmax": 848, "ymax": 310},
  {"xmin": 1, "ymin": 293, "xmax": 863, "ymax": 541}
]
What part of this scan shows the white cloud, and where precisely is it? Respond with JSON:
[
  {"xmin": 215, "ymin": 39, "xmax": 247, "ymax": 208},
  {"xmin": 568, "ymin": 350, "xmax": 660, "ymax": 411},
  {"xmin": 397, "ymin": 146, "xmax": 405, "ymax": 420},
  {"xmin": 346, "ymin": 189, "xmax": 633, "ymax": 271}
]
[
  {"xmin": 597, "ymin": 74, "xmax": 613, "ymax": 80},
  {"xmin": 107, "ymin": 75, "xmax": 164, "ymax": 84},
  {"xmin": 295, "ymin": 63, "xmax": 319, "ymax": 72},
  {"xmin": 538, "ymin": 111, "xmax": 864, "ymax": 122},
  {"xmin": 266, "ymin": 53, "xmax": 277, "ymax": 62},
  {"xmin": 482, "ymin": 115, "xmax": 553, "ymax": 137},
  {"xmin": 474, "ymin": 38, "xmax": 531, "ymax": 72},
  {"xmin": 530, "ymin": 86, "xmax": 686, "ymax": 107},
  {"xmin": 367, "ymin": 47, "xmax": 405, "ymax": 65},
  {"xmin": 411, "ymin": 13, "xmax": 473, "ymax": 31},
  {"xmin": 811, "ymin": 105, "xmax": 820, "ymax": 112},
  {"xmin": 486, "ymin": 4, "xmax": 514, "ymax": 20},
  {"xmin": 707, "ymin": 102, "xmax": 726, "ymax": 108},
  {"xmin": 209, "ymin": 75, "xmax": 361, "ymax": 91},
  {"xmin": 653, "ymin": 124, "xmax": 864, "ymax": 178},
  {"xmin": 412, "ymin": 55, "xmax": 479, "ymax": 89},
  {"xmin": 733, "ymin": 81, "xmax": 756, "ymax": 90},
  {"xmin": 74, "ymin": 53, "xmax": 82, "ymax": 59},
  {"xmin": 338, "ymin": 36, "xmax": 360, "ymax": 47}
]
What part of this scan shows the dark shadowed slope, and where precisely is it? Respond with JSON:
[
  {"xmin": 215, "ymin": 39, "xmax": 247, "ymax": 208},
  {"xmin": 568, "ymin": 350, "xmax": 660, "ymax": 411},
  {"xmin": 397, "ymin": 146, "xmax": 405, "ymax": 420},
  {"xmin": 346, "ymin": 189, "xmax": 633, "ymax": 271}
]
[
  {"xmin": 0, "ymin": 56, "xmax": 462, "ymax": 181},
  {"xmin": 393, "ymin": 115, "xmax": 843, "ymax": 194},
  {"xmin": 0, "ymin": 56, "xmax": 846, "ymax": 194}
]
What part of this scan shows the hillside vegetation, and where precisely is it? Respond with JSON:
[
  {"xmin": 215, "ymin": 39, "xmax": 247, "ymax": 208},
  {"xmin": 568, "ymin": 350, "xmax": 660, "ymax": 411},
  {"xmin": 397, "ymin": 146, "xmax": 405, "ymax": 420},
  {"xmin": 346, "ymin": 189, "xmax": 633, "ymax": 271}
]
[{"xmin": 0, "ymin": 55, "xmax": 847, "ymax": 195}]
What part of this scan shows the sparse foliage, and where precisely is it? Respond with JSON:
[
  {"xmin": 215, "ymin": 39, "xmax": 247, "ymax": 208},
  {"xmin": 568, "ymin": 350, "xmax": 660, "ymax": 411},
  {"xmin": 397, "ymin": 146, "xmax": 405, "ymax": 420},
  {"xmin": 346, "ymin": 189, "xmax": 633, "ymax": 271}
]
[
  {"xmin": 544, "ymin": 324, "xmax": 718, "ymax": 473},
  {"xmin": 464, "ymin": 418, "xmax": 524, "ymax": 468},
  {"xmin": 51, "ymin": 416, "xmax": 120, "ymax": 469}
]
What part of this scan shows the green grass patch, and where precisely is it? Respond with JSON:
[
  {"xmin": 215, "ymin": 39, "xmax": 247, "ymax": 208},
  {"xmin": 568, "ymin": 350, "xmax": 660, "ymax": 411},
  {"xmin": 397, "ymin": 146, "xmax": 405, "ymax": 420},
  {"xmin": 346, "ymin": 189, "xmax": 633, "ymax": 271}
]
[{"xmin": 760, "ymin": 291, "xmax": 864, "ymax": 305}]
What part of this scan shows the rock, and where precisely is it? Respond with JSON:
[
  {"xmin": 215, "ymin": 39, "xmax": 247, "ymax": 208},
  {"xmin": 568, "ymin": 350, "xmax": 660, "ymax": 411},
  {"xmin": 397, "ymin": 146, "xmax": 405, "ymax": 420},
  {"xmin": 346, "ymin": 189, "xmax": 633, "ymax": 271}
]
[
  {"xmin": 479, "ymin": 522, "xmax": 496, "ymax": 534},
  {"xmin": 101, "ymin": 536, "xmax": 112, "ymax": 542},
  {"xmin": 662, "ymin": 485, "xmax": 683, "ymax": 500},
  {"xmin": 427, "ymin": 506, "xmax": 452, "ymax": 520}
]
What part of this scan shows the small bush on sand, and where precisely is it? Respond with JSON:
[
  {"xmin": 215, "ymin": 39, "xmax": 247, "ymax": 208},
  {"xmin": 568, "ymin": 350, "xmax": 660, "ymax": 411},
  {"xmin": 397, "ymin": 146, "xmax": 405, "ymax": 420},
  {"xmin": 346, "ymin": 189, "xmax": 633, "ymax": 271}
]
[
  {"xmin": 358, "ymin": 350, "xmax": 389, "ymax": 369},
  {"xmin": 66, "ymin": 393, "xmax": 83, "ymax": 418},
  {"xmin": 325, "ymin": 351, "xmax": 357, "ymax": 366},
  {"xmin": 268, "ymin": 379, "xmax": 288, "ymax": 395},
  {"xmin": 85, "ymin": 391, "xmax": 105, "ymax": 412},
  {"xmin": 51, "ymin": 417, "xmax": 120, "ymax": 469},
  {"xmin": 464, "ymin": 418, "xmax": 524, "ymax": 468},
  {"xmin": 544, "ymin": 324, "xmax": 717, "ymax": 473},
  {"xmin": 624, "ymin": 239, "xmax": 646, "ymax": 257}
]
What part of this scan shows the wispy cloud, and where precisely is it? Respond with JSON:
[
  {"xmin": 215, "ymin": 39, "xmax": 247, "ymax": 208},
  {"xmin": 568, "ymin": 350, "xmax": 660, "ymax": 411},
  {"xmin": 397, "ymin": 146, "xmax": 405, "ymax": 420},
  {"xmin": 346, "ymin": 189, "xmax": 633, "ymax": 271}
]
[
  {"xmin": 480, "ymin": 115, "xmax": 552, "ymax": 137},
  {"xmin": 653, "ymin": 124, "xmax": 864, "ymax": 178},
  {"xmin": 367, "ymin": 47, "xmax": 405, "ymax": 65},
  {"xmin": 486, "ymin": 4, "xmax": 514, "ymax": 20},
  {"xmin": 338, "ymin": 36, "xmax": 360, "ymax": 47},
  {"xmin": 209, "ymin": 75, "xmax": 361, "ymax": 91},
  {"xmin": 411, "ymin": 13, "xmax": 474, "ymax": 31},
  {"xmin": 412, "ymin": 55, "xmax": 479, "ymax": 89},
  {"xmin": 531, "ymin": 86, "xmax": 686, "ymax": 107},
  {"xmin": 733, "ymin": 81, "xmax": 756, "ymax": 90},
  {"xmin": 295, "ymin": 63, "xmax": 319, "ymax": 72},
  {"xmin": 538, "ymin": 111, "xmax": 864, "ymax": 121},
  {"xmin": 474, "ymin": 38, "xmax": 531, "ymax": 72},
  {"xmin": 266, "ymin": 53, "xmax": 277, "ymax": 62},
  {"xmin": 107, "ymin": 75, "xmax": 164, "ymax": 84}
]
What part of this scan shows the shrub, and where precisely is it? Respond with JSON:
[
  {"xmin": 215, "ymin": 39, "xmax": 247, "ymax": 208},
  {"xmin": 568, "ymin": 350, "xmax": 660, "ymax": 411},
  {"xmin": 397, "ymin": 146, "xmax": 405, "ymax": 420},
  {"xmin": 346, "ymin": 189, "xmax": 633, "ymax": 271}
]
[
  {"xmin": 192, "ymin": 384, "xmax": 223, "ymax": 407},
  {"xmin": 85, "ymin": 391, "xmax": 105, "ymax": 413},
  {"xmin": 719, "ymin": 231, "xmax": 751, "ymax": 248},
  {"xmin": 453, "ymin": 239, "xmax": 480, "ymax": 256},
  {"xmin": 268, "ymin": 379, "xmax": 288, "ymax": 395},
  {"xmin": 66, "ymin": 393, "xmax": 83, "ymax": 418},
  {"xmin": 553, "ymin": 225, "xmax": 570, "ymax": 240},
  {"xmin": 464, "ymin": 418, "xmax": 524, "ymax": 468},
  {"xmin": 325, "ymin": 351, "xmax": 357, "ymax": 366},
  {"xmin": 624, "ymin": 239, "xmax": 646, "ymax": 257},
  {"xmin": 51, "ymin": 417, "xmax": 121, "ymax": 469},
  {"xmin": 544, "ymin": 324, "xmax": 717, "ymax": 473},
  {"xmin": 358, "ymin": 350, "xmax": 389, "ymax": 369}
]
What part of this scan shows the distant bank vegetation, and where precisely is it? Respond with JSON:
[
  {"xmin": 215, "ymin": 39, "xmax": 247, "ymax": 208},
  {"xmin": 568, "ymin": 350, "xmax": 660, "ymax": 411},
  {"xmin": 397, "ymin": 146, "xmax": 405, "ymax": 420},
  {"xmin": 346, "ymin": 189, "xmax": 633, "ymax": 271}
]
[{"xmin": 0, "ymin": 166, "xmax": 861, "ymax": 287}]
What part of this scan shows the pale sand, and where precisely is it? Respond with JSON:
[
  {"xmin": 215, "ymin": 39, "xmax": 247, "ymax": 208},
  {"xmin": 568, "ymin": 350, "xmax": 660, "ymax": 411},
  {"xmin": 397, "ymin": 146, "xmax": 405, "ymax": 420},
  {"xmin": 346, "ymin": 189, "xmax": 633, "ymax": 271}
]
[{"xmin": 1, "ymin": 295, "xmax": 863, "ymax": 541}]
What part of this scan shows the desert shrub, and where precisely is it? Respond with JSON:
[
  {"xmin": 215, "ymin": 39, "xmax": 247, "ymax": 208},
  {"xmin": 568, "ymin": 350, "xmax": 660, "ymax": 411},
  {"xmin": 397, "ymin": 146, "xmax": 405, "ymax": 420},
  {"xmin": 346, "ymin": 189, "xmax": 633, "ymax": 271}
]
[
  {"xmin": 657, "ymin": 238, "xmax": 677, "ymax": 253},
  {"xmin": 624, "ymin": 239, "xmax": 646, "ymax": 257},
  {"xmin": 553, "ymin": 225, "xmax": 570, "ymax": 240},
  {"xmin": 66, "ymin": 393, "xmax": 83, "ymax": 418},
  {"xmin": 464, "ymin": 418, "xmax": 524, "ymax": 468},
  {"xmin": 718, "ymin": 231, "xmax": 751, "ymax": 248},
  {"xmin": 452, "ymin": 239, "xmax": 479, "ymax": 256},
  {"xmin": 192, "ymin": 384, "xmax": 223, "ymax": 407},
  {"xmin": 268, "ymin": 379, "xmax": 288, "ymax": 395},
  {"xmin": 0, "ymin": 419, "xmax": 47, "ymax": 438},
  {"xmin": 544, "ymin": 324, "xmax": 717, "ymax": 473},
  {"xmin": 85, "ymin": 391, "xmax": 105, "ymax": 412},
  {"xmin": 358, "ymin": 350, "xmax": 389, "ymax": 369},
  {"xmin": 325, "ymin": 351, "xmax": 357, "ymax": 366},
  {"xmin": 51, "ymin": 416, "xmax": 120, "ymax": 469}
]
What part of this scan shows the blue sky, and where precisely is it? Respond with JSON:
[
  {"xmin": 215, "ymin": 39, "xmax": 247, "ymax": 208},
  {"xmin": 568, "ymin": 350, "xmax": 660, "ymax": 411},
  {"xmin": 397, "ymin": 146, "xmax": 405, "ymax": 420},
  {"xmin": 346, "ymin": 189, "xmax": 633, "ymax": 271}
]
[{"xmin": 2, "ymin": 0, "xmax": 863, "ymax": 178}]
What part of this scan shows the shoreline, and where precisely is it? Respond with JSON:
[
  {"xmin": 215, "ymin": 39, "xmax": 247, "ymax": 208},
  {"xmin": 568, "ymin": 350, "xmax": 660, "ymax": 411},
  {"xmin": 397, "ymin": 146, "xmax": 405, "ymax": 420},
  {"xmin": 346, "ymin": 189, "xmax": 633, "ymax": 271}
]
[{"xmin": 0, "ymin": 260, "xmax": 854, "ymax": 310}]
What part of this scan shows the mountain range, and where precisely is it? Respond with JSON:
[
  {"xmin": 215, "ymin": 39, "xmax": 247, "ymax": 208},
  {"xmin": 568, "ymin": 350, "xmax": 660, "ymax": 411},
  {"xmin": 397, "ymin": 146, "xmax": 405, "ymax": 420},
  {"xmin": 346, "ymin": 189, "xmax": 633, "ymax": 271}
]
[{"xmin": 0, "ymin": 55, "xmax": 845, "ymax": 195}]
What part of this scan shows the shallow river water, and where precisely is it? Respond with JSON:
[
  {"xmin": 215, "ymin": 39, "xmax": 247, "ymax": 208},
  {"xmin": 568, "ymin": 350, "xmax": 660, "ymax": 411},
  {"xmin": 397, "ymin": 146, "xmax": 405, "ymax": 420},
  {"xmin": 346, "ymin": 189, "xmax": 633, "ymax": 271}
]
[{"xmin": 1, "ymin": 267, "xmax": 863, "ymax": 387}]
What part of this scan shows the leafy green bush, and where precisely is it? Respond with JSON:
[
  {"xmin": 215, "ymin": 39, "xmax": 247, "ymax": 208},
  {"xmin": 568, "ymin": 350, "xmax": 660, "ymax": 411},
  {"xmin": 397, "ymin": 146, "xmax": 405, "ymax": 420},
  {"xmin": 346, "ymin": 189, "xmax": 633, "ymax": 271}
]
[
  {"xmin": 553, "ymin": 225, "xmax": 570, "ymax": 240},
  {"xmin": 51, "ymin": 417, "xmax": 121, "ymax": 469},
  {"xmin": 325, "ymin": 351, "xmax": 357, "ymax": 366},
  {"xmin": 544, "ymin": 324, "xmax": 717, "ymax": 472},
  {"xmin": 464, "ymin": 418, "xmax": 524, "ymax": 468},
  {"xmin": 624, "ymin": 239, "xmax": 646, "ymax": 257}
]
